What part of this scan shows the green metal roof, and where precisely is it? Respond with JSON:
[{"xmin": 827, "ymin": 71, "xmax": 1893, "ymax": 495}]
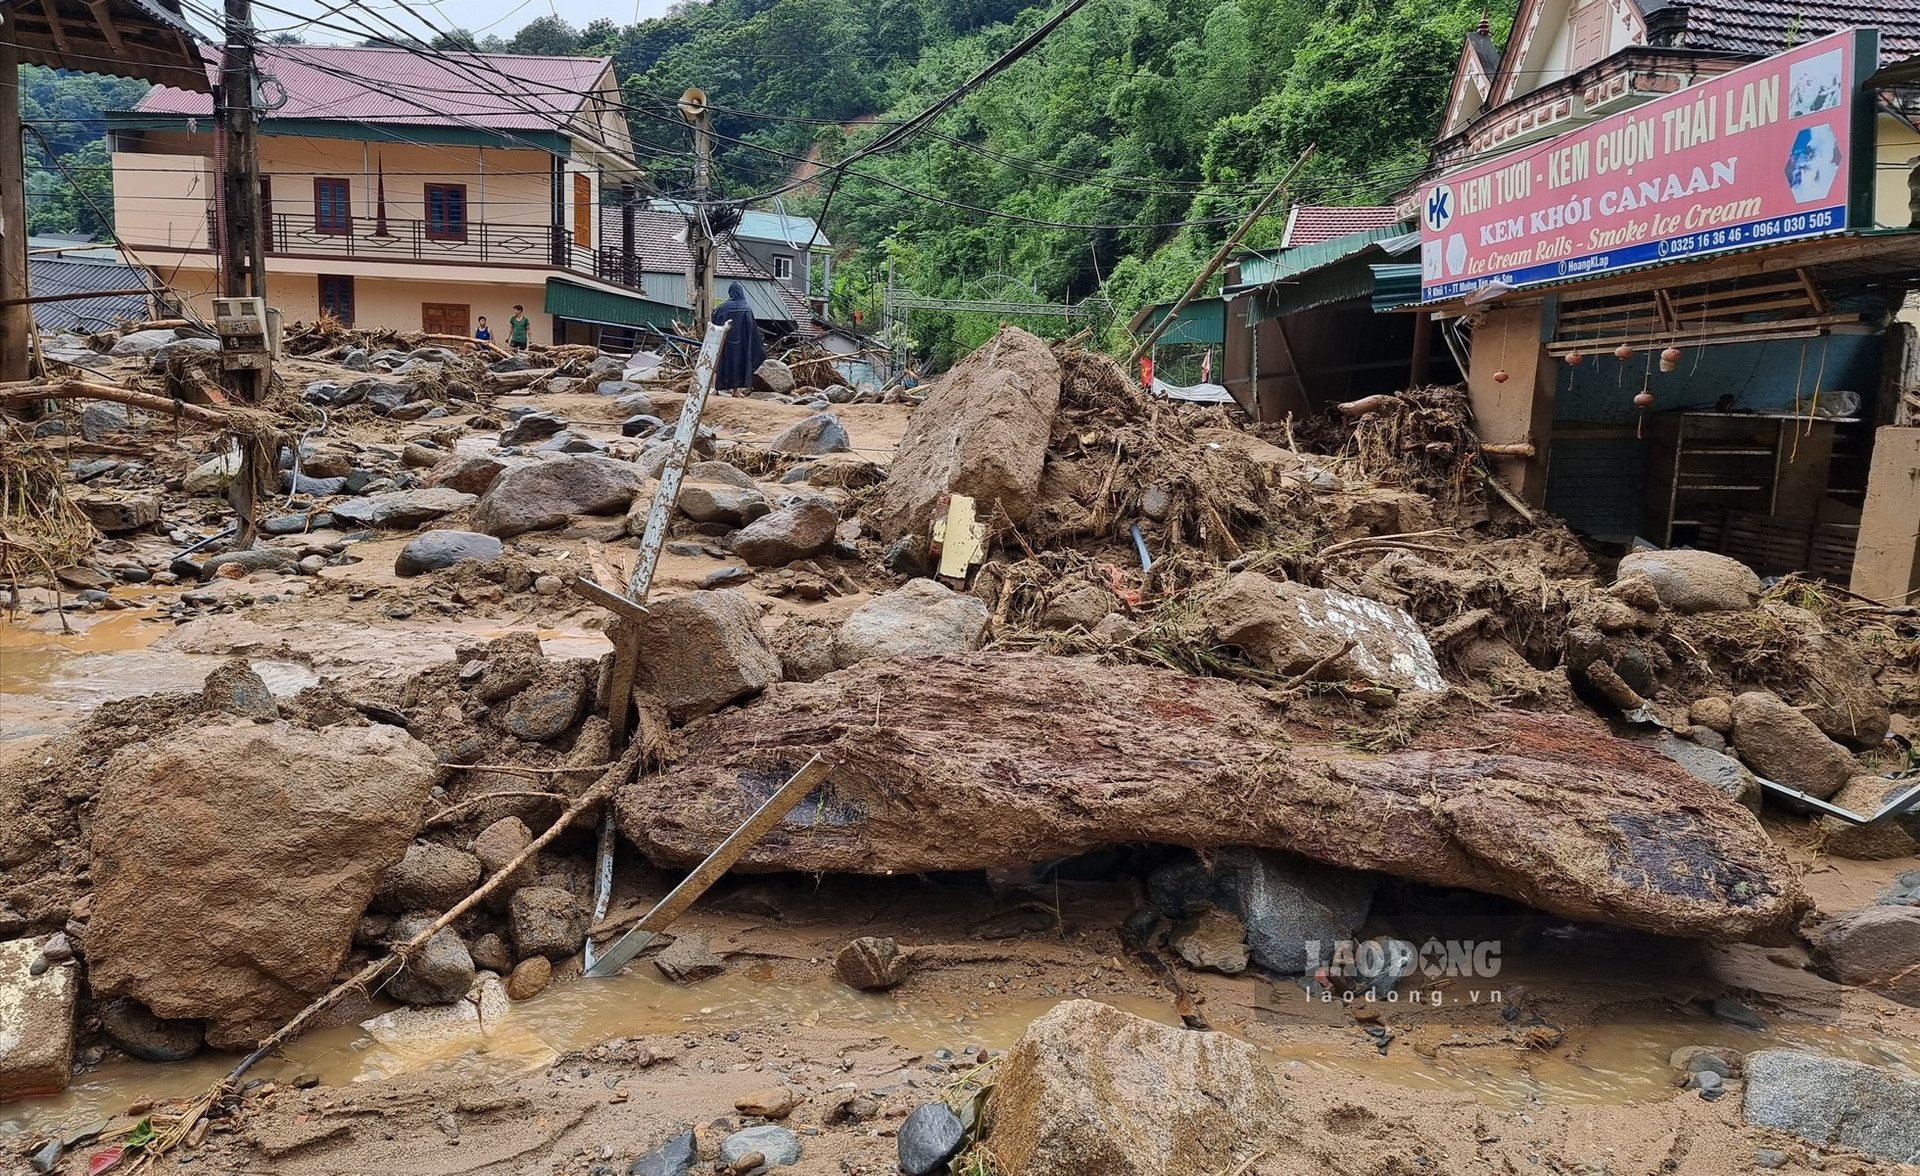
[
  {"xmin": 1229, "ymin": 223, "xmax": 1409, "ymax": 293},
  {"xmin": 1232, "ymin": 229, "xmax": 1421, "ymax": 320},
  {"xmin": 544, "ymin": 278, "xmax": 682, "ymax": 329},
  {"xmin": 1135, "ymin": 296, "xmax": 1226, "ymax": 345},
  {"xmin": 1370, "ymin": 264, "xmax": 1425, "ymax": 313}
]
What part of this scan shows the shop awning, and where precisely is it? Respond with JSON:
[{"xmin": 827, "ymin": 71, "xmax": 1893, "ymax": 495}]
[
  {"xmin": 1229, "ymin": 229, "xmax": 1421, "ymax": 320},
  {"xmin": 1369, "ymin": 264, "xmax": 1425, "ymax": 313},
  {"xmin": 544, "ymin": 278, "xmax": 682, "ymax": 330},
  {"xmin": 1131, "ymin": 296, "xmax": 1226, "ymax": 345}
]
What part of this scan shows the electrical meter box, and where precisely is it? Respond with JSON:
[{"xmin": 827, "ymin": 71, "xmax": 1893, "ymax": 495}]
[{"xmin": 212, "ymin": 296, "xmax": 276, "ymax": 372}]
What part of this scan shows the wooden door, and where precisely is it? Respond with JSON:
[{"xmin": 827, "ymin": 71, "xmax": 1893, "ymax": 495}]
[
  {"xmin": 573, "ymin": 172, "xmax": 592, "ymax": 249},
  {"xmin": 422, "ymin": 303, "xmax": 470, "ymax": 337}
]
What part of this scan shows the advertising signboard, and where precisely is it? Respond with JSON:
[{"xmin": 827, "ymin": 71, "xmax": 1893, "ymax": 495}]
[{"xmin": 1419, "ymin": 28, "xmax": 1878, "ymax": 301}]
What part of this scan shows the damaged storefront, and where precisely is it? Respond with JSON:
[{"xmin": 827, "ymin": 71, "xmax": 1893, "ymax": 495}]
[{"xmin": 1414, "ymin": 27, "xmax": 1920, "ymax": 604}]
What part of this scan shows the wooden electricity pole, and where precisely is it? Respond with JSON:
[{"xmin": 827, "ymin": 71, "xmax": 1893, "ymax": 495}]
[
  {"xmin": 220, "ymin": 0, "xmax": 267, "ymax": 305},
  {"xmin": 680, "ymin": 87, "xmax": 716, "ymax": 334},
  {"xmin": 0, "ymin": 9, "xmax": 33, "ymax": 382}
]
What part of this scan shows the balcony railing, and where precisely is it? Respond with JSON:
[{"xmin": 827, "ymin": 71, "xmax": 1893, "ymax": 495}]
[{"xmin": 206, "ymin": 207, "xmax": 642, "ymax": 292}]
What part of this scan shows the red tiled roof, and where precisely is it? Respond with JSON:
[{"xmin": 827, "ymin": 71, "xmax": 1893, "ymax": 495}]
[
  {"xmin": 1281, "ymin": 205, "xmax": 1404, "ymax": 248},
  {"xmin": 136, "ymin": 44, "xmax": 612, "ymax": 130}
]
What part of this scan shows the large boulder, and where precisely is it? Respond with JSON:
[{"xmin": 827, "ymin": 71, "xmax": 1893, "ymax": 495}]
[
  {"xmin": 677, "ymin": 483, "xmax": 769, "ymax": 527},
  {"xmin": 472, "ymin": 455, "xmax": 646, "ymax": 537},
  {"xmin": 1814, "ymin": 906, "xmax": 1920, "ymax": 1006},
  {"xmin": 833, "ymin": 579, "xmax": 990, "ymax": 667},
  {"xmin": 1148, "ymin": 848, "xmax": 1374, "ymax": 975},
  {"xmin": 371, "ymin": 842, "xmax": 483, "ymax": 913},
  {"xmin": 509, "ymin": 886, "xmax": 588, "ymax": 960},
  {"xmin": 394, "ymin": 530, "xmax": 503, "ymax": 577},
  {"xmin": 753, "ymin": 359, "xmax": 797, "ymax": 396},
  {"xmin": 1757, "ymin": 605, "xmax": 1892, "ymax": 749},
  {"xmin": 328, "ymin": 487, "xmax": 475, "ymax": 530},
  {"xmin": 1729, "ymin": 691, "xmax": 1857, "ymax": 800},
  {"xmin": 988, "ymin": 1000, "xmax": 1290, "ymax": 1176},
  {"xmin": 631, "ymin": 591, "xmax": 782, "ymax": 722},
  {"xmin": 730, "ymin": 501, "xmax": 837, "ymax": 567},
  {"xmin": 1616, "ymin": 549, "xmax": 1761, "ymax": 612},
  {"xmin": 615, "ymin": 654, "xmax": 1804, "ymax": 940},
  {"xmin": 1204, "ymin": 573, "xmax": 1445, "ymax": 692},
  {"xmin": 85, "ymin": 722, "xmax": 439, "ymax": 1048},
  {"xmin": 1742, "ymin": 1049, "xmax": 1920, "ymax": 1163},
  {"xmin": 424, "ymin": 453, "xmax": 511, "ymax": 496},
  {"xmin": 876, "ymin": 326, "xmax": 1061, "ymax": 543},
  {"xmin": 74, "ymin": 491, "xmax": 160, "ymax": 534},
  {"xmin": 767, "ymin": 413, "xmax": 851, "ymax": 456},
  {"xmin": 0, "ymin": 938, "xmax": 77, "ymax": 1100},
  {"xmin": 1819, "ymin": 777, "xmax": 1920, "ymax": 859}
]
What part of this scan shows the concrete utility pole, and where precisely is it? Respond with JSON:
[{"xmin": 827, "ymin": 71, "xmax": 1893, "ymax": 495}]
[
  {"xmin": 679, "ymin": 87, "xmax": 716, "ymax": 334},
  {"xmin": 220, "ymin": 0, "xmax": 267, "ymax": 304},
  {"xmin": 0, "ymin": 9, "xmax": 33, "ymax": 382}
]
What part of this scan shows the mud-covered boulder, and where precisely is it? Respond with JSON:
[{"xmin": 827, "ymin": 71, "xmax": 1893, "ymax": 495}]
[
  {"xmin": 1759, "ymin": 605, "xmax": 1892, "ymax": 750},
  {"xmin": 395, "ymin": 530, "xmax": 502, "ymax": 577},
  {"xmin": 509, "ymin": 886, "xmax": 588, "ymax": 960},
  {"xmin": 833, "ymin": 580, "xmax": 989, "ymax": 667},
  {"xmin": 877, "ymin": 326, "xmax": 1061, "ymax": 543},
  {"xmin": 1819, "ymin": 777, "xmax": 1920, "ymax": 860},
  {"xmin": 1743, "ymin": 1049, "xmax": 1920, "ymax": 1163},
  {"xmin": 1148, "ymin": 848, "xmax": 1373, "ymax": 975},
  {"xmin": 86, "ymin": 721, "xmax": 438, "ymax": 1049},
  {"xmin": 731, "ymin": 501, "xmax": 837, "ymax": 566},
  {"xmin": 631, "ymin": 590, "xmax": 782, "ymax": 722},
  {"xmin": 328, "ymin": 487, "xmax": 474, "ymax": 530},
  {"xmin": 1814, "ymin": 906, "xmax": 1920, "ymax": 1006},
  {"xmin": 1616, "ymin": 549, "xmax": 1761, "ymax": 613},
  {"xmin": 1729, "ymin": 691, "xmax": 1857, "ymax": 800},
  {"xmin": 1204, "ymin": 573, "xmax": 1444, "ymax": 692},
  {"xmin": 767, "ymin": 412, "xmax": 851, "ymax": 456},
  {"xmin": 472, "ymin": 455, "xmax": 646, "ymax": 537},
  {"xmin": 990, "ymin": 1000, "xmax": 1288, "ymax": 1176},
  {"xmin": 771, "ymin": 617, "xmax": 837, "ymax": 683},
  {"xmin": 372, "ymin": 843, "xmax": 483, "ymax": 913},
  {"xmin": 423, "ymin": 453, "xmax": 511, "ymax": 496},
  {"xmin": 0, "ymin": 938, "xmax": 77, "ymax": 1099},
  {"xmin": 75, "ymin": 491, "xmax": 160, "ymax": 534},
  {"xmin": 383, "ymin": 915, "xmax": 476, "ymax": 1006}
]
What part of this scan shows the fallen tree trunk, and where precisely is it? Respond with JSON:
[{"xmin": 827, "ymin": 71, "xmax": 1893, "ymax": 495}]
[
  {"xmin": 0, "ymin": 378, "xmax": 229, "ymax": 426},
  {"xmin": 615, "ymin": 653, "xmax": 1805, "ymax": 941},
  {"xmin": 481, "ymin": 366, "xmax": 558, "ymax": 392}
]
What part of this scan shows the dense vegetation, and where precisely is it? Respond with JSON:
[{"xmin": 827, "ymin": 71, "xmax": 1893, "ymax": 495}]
[
  {"xmin": 20, "ymin": 66, "xmax": 149, "ymax": 239},
  {"xmin": 24, "ymin": 0, "xmax": 1511, "ymax": 361}
]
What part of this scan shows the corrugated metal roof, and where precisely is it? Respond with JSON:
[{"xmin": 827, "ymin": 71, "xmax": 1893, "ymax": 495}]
[
  {"xmin": 1369, "ymin": 264, "xmax": 1425, "ymax": 312},
  {"xmin": 29, "ymin": 258, "xmax": 148, "ymax": 332},
  {"xmin": 545, "ymin": 278, "xmax": 681, "ymax": 329},
  {"xmin": 1231, "ymin": 224, "xmax": 1409, "ymax": 292},
  {"xmin": 638, "ymin": 273, "xmax": 797, "ymax": 323},
  {"xmin": 1281, "ymin": 206, "xmax": 1404, "ymax": 248},
  {"xmin": 136, "ymin": 45, "xmax": 613, "ymax": 130},
  {"xmin": 650, "ymin": 199, "xmax": 830, "ymax": 248},
  {"xmin": 1238, "ymin": 231, "xmax": 1421, "ymax": 319},
  {"xmin": 1135, "ymin": 296, "xmax": 1226, "ymax": 344}
]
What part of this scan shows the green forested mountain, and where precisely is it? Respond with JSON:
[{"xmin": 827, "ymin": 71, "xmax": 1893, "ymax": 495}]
[{"xmin": 20, "ymin": 66, "xmax": 149, "ymax": 239}]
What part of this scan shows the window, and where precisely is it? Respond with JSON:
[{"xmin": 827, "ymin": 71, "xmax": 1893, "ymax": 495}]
[
  {"xmin": 425, "ymin": 183, "xmax": 467, "ymax": 241},
  {"xmin": 1567, "ymin": 0, "xmax": 1608, "ymax": 72},
  {"xmin": 421, "ymin": 303, "xmax": 470, "ymax": 337},
  {"xmin": 314, "ymin": 178, "xmax": 351, "ymax": 233},
  {"xmin": 572, "ymin": 172, "xmax": 592, "ymax": 249},
  {"xmin": 772, "ymin": 254, "xmax": 794, "ymax": 280},
  {"xmin": 259, "ymin": 175, "xmax": 274, "ymax": 252},
  {"xmin": 318, "ymin": 275, "xmax": 354, "ymax": 324}
]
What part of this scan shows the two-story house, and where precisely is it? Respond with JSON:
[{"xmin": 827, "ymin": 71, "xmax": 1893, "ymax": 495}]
[
  {"xmin": 108, "ymin": 44, "xmax": 646, "ymax": 344},
  {"xmin": 649, "ymin": 198, "xmax": 832, "ymax": 318}
]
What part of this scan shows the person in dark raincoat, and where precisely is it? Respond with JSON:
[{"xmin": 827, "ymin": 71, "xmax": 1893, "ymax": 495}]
[{"xmin": 711, "ymin": 281, "xmax": 766, "ymax": 393}]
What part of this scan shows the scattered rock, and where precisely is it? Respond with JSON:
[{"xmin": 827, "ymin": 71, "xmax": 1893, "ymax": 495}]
[
  {"xmin": 1650, "ymin": 731, "xmax": 1761, "ymax": 814},
  {"xmin": 472, "ymin": 456, "xmax": 647, "ymax": 537},
  {"xmin": 85, "ymin": 722, "xmax": 439, "ymax": 1048},
  {"xmin": 384, "ymin": 916, "xmax": 476, "ymax": 1006},
  {"xmin": 629, "ymin": 1129, "xmax": 696, "ymax": 1176},
  {"xmin": 498, "ymin": 662, "xmax": 589, "ymax": 742},
  {"xmin": 472, "ymin": 817, "xmax": 536, "ymax": 907},
  {"xmin": 833, "ymin": 579, "xmax": 990, "ymax": 667},
  {"xmin": 424, "ymin": 454, "xmax": 511, "ymax": 496},
  {"xmin": 395, "ymin": 530, "xmax": 503, "ymax": 577},
  {"xmin": 631, "ymin": 590, "xmax": 783, "ymax": 722},
  {"xmin": 79, "ymin": 401, "xmax": 132, "ymax": 440},
  {"xmin": 201, "ymin": 657, "xmax": 279, "ymax": 720},
  {"xmin": 1819, "ymin": 777, "xmax": 1920, "ymax": 859},
  {"xmin": 183, "ymin": 449, "xmax": 243, "ymax": 494},
  {"xmin": 1754, "ymin": 605, "xmax": 1894, "ymax": 748},
  {"xmin": 1729, "ymin": 691, "xmax": 1857, "ymax": 800},
  {"xmin": 1205, "ymin": 573, "xmax": 1445, "ymax": 691},
  {"xmin": 1168, "ymin": 905, "xmax": 1250, "ymax": 975},
  {"xmin": 897, "ymin": 1103, "xmax": 965, "ymax": 1176},
  {"xmin": 701, "ymin": 566, "xmax": 753, "ymax": 589},
  {"xmin": 991, "ymin": 999, "xmax": 1286, "ymax": 1176},
  {"xmin": 877, "ymin": 326, "xmax": 1061, "ymax": 543},
  {"xmin": 499, "ymin": 410, "xmax": 569, "ymax": 447},
  {"xmin": 1708, "ymin": 996, "xmax": 1767, "ymax": 1030},
  {"xmin": 767, "ymin": 412, "xmax": 851, "ymax": 456},
  {"xmin": 505, "ymin": 955, "xmax": 552, "ymax": 1000},
  {"xmin": 1815, "ymin": 906, "xmax": 1920, "ymax": 1006},
  {"xmin": 1742, "ymin": 1049, "xmax": 1920, "ymax": 1163},
  {"xmin": 833, "ymin": 936, "xmax": 908, "ymax": 991},
  {"xmin": 718, "ymin": 1125, "xmax": 801, "ymax": 1174},
  {"xmin": 1616, "ymin": 549, "xmax": 1761, "ymax": 613},
  {"xmin": 1041, "ymin": 582, "xmax": 1116, "ymax": 631},
  {"xmin": 328, "ymin": 487, "xmax": 476, "ymax": 530},
  {"xmin": 199, "ymin": 547, "xmax": 295, "ymax": 580},
  {"xmin": 654, "ymin": 934, "xmax": 726, "ymax": 984},
  {"xmin": 735, "ymin": 1085, "xmax": 799, "ymax": 1119},
  {"xmin": 731, "ymin": 501, "xmax": 838, "ymax": 566},
  {"xmin": 0, "ymin": 938, "xmax": 77, "ymax": 1099},
  {"xmin": 1670, "ymin": 1045, "xmax": 1743, "ymax": 1082},
  {"xmin": 74, "ymin": 491, "xmax": 160, "ymax": 534},
  {"xmin": 770, "ymin": 616, "xmax": 837, "ymax": 683},
  {"xmin": 753, "ymin": 359, "xmax": 796, "ymax": 396},
  {"xmin": 677, "ymin": 483, "xmax": 769, "ymax": 527},
  {"xmin": 1754, "ymin": 1149, "xmax": 1788, "ymax": 1170},
  {"xmin": 689, "ymin": 461, "xmax": 758, "ymax": 490},
  {"xmin": 470, "ymin": 933, "xmax": 514, "ymax": 974},
  {"xmin": 1149, "ymin": 848, "xmax": 1374, "ymax": 975},
  {"xmin": 509, "ymin": 887, "xmax": 588, "ymax": 960},
  {"xmin": 372, "ymin": 843, "xmax": 483, "ymax": 913}
]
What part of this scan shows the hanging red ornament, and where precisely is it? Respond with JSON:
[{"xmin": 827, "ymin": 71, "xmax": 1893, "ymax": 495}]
[
  {"xmin": 1614, "ymin": 343, "xmax": 1634, "ymax": 360},
  {"xmin": 1659, "ymin": 346, "xmax": 1681, "ymax": 373},
  {"xmin": 1492, "ymin": 369, "xmax": 1509, "ymax": 383},
  {"xmin": 1634, "ymin": 390, "xmax": 1654, "ymax": 408},
  {"xmin": 1565, "ymin": 350, "xmax": 1584, "ymax": 365}
]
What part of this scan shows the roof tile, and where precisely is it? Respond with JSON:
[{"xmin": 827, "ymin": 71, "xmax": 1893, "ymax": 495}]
[{"xmin": 1282, "ymin": 206, "xmax": 1404, "ymax": 248}]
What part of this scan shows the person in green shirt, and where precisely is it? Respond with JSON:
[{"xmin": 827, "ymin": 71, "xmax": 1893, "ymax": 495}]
[{"xmin": 507, "ymin": 305, "xmax": 531, "ymax": 350}]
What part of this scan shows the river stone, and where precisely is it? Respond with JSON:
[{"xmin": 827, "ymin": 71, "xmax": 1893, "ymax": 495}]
[
  {"xmin": 767, "ymin": 412, "xmax": 851, "ymax": 456},
  {"xmin": 833, "ymin": 936, "xmax": 908, "ymax": 990},
  {"xmin": 424, "ymin": 453, "xmax": 511, "ymax": 496},
  {"xmin": 1168, "ymin": 905, "xmax": 1250, "ymax": 976},
  {"xmin": 688, "ymin": 461, "xmax": 759, "ymax": 490},
  {"xmin": 653, "ymin": 933, "xmax": 726, "ymax": 984},
  {"xmin": 677, "ymin": 483, "xmax": 768, "ymax": 527},
  {"xmin": 718, "ymin": 1125, "xmax": 801, "ymax": 1174},
  {"xmin": 730, "ymin": 501, "xmax": 838, "ymax": 566},
  {"xmin": 198, "ymin": 547, "xmax": 296, "ymax": 580},
  {"xmin": 472, "ymin": 817, "xmax": 536, "ymax": 910},
  {"xmin": 631, "ymin": 590, "xmax": 782, "ymax": 722},
  {"xmin": 74, "ymin": 491, "xmax": 160, "ymax": 534},
  {"xmin": 628, "ymin": 1129, "xmax": 695, "ymax": 1176},
  {"xmin": 1742, "ymin": 1049, "xmax": 1920, "ymax": 1163},
  {"xmin": 500, "ymin": 410, "xmax": 568, "ymax": 447},
  {"xmin": 395, "ymin": 530, "xmax": 503, "ymax": 577},
  {"xmin": 0, "ymin": 938, "xmax": 78, "ymax": 1100},
  {"xmin": 472, "ymin": 455, "xmax": 647, "ymax": 537},
  {"xmin": 833, "ymin": 579, "xmax": 989, "ymax": 667},
  {"xmin": 86, "ymin": 721, "xmax": 439, "ymax": 1048},
  {"xmin": 1205, "ymin": 573, "xmax": 1445, "ymax": 692},
  {"xmin": 1149, "ymin": 848, "xmax": 1374, "ymax": 976},
  {"xmin": 471, "ymin": 933, "xmax": 514, "ymax": 974},
  {"xmin": 1649, "ymin": 731, "xmax": 1761, "ymax": 813},
  {"xmin": 991, "ymin": 999, "xmax": 1289, "ymax": 1176},
  {"xmin": 372, "ymin": 843, "xmax": 483, "ymax": 913},
  {"xmin": 201, "ymin": 657, "xmax": 278, "ymax": 720},
  {"xmin": 1816, "ymin": 906, "xmax": 1920, "ymax": 1006},
  {"xmin": 97, "ymin": 996, "xmax": 205, "ymax": 1063},
  {"xmin": 735, "ymin": 1085, "xmax": 799, "ymax": 1119},
  {"xmin": 383, "ymin": 916, "xmax": 475, "ymax": 1006},
  {"xmin": 509, "ymin": 886, "xmax": 588, "ymax": 960},
  {"xmin": 506, "ymin": 955, "xmax": 551, "ymax": 1000},
  {"xmin": 1729, "ymin": 691, "xmax": 1857, "ymax": 800},
  {"xmin": 877, "ymin": 326, "xmax": 1060, "ymax": 543},
  {"xmin": 1617, "ymin": 549, "xmax": 1761, "ymax": 612},
  {"xmin": 80, "ymin": 401, "xmax": 132, "ymax": 440},
  {"xmin": 328, "ymin": 487, "xmax": 475, "ymax": 530},
  {"xmin": 897, "ymin": 1103, "xmax": 965, "ymax": 1176}
]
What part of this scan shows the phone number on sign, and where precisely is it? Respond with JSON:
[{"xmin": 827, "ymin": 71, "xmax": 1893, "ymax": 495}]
[{"xmin": 1658, "ymin": 208, "xmax": 1843, "ymax": 257}]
